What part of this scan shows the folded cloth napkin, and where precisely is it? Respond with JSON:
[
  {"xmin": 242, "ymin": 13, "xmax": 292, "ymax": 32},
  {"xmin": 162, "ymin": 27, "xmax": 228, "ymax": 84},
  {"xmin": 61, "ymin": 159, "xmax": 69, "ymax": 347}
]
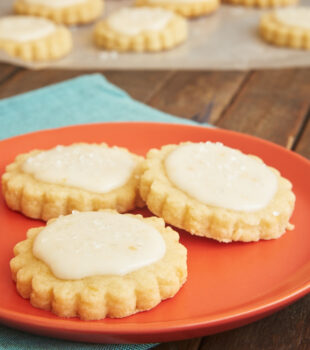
[
  {"xmin": 0, "ymin": 324, "xmax": 157, "ymax": 350},
  {"xmin": 0, "ymin": 73, "xmax": 209, "ymax": 350}
]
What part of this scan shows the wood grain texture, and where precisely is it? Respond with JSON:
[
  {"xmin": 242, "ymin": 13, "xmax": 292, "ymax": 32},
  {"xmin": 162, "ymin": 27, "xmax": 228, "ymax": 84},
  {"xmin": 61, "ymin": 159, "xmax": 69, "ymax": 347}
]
[
  {"xmin": 216, "ymin": 69, "xmax": 310, "ymax": 148},
  {"xmin": 147, "ymin": 71, "xmax": 248, "ymax": 123},
  {"xmin": 0, "ymin": 68, "xmax": 173, "ymax": 103},
  {"xmin": 105, "ymin": 71, "xmax": 175, "ymax": 103},
  {"xmin": 0, "ymin": 63, "xmax": 19, "ymax": 85},
  {"xmin": 294, "ymin": 113, "xmax": 310, "ymax": 159},
  {"xmin": 200, "ymin": 295, "xmax": 310, "ymax": 350}
]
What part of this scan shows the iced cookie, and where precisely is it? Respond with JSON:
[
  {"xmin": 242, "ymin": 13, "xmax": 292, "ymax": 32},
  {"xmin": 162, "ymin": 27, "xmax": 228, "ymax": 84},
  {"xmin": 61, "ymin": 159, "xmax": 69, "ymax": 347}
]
[
  {"xmin": 135, "ymin": 0, "xmax": 219, "ymax": 18},
  {"xmin": 2, "ymin": 143, "xmax": 144, "ymax": 221},
  {"xmin": 93, "ymin": 7, "xmax": 188, "ymax": 52},
  {"xmin": 260, "ymin": 7, "xmax": 310, "ymax": 50},
  {"xmin": 10, "ymin": 210, "xmax": 187, "ymax": 320},
  {"xmin": 222, "ymin": 0, "xmax": 297, "ymax": 8},
  {"xmin": 14, "ymin": 0, "xmax": 103, "ymax": 25},
  {"xmin": 0, "ymin": 16, "xmax": 72, "ymax": 62},
  {"xmin": 139, "ymin": 142, "xmax": 295, "ymax": 243}
]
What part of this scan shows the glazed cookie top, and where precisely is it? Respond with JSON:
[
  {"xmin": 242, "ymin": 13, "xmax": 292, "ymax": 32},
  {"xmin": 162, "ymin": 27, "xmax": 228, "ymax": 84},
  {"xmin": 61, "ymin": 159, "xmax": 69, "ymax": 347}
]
[
  {"xmin": 22, "ymin": 0, "xmax": 88, "ymax": 8},
  {"xmin": 22, "ymin": 144, "xmax": 137, "ymax": 193},
  {"xmin": 33, "ymin": 211, "xmax": 167, "ymax": 279},
  {"xmin": 0, "ymin": 16, "xmax": 56, "ymax": 42},
  {"xmin": 165, "ymin": 142, "xmax": 278, "ymax": 212},
  {"xmin": 274, "ymin": 8, "xmax": 310, "ymax": 30},
  {"xmin": 107, "ymin": 7, "xmax": 174, "ymax": 36}
]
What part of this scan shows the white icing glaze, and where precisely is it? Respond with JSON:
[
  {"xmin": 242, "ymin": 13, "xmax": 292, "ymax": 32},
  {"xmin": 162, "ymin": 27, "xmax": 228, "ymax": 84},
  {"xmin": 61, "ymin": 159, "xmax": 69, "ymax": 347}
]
[
  {"xmin": 275, "ymin": 8, "xmax": 310, "ymax": 30},
  {"xmin": 0, "ymin": 16, "xmax": 55, "ymax": 42},
  {"xmin": 165, "ymin": 142, "xmax": 278, "ymax": 212},
  {"xmin": 33, "ymin": 211, "xmax": 166, "ymax": 279},
  {"xmin": 107, "ymin": 7, "xmax": 173, "ymax": 36},
  {"xmin": 24, "ymin": 0, "xmax": 87, "ymax": 8},
  {"xmin": 22, "ymin": 144, "xmax": 136, "ymax": 193}
]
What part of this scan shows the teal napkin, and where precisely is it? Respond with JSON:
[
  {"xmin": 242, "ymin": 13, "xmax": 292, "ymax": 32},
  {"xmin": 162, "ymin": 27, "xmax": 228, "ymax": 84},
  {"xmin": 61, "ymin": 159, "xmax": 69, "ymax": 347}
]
[
  {"xmin": 0, "ymin": 74, "xmax": 208, "ymax": 349},
  {"xmin": 0, "ymin": 325, "xmax": 157, "ymax": 350}
]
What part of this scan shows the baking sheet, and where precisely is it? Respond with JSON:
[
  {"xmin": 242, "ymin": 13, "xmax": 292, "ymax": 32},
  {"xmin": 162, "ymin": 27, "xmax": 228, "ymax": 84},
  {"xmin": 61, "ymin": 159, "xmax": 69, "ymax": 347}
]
[{"xmin": 0, "ymin": 0, "xmax": 310, "ymax": 70}]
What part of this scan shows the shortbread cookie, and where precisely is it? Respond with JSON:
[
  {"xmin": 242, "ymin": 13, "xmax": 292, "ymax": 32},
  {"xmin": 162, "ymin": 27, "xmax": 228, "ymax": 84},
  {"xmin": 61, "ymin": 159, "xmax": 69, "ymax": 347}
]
[
  {"xmin": 93, "ymin": 7, "xmax": 188, "ymax": 52},
  {"xmin": 222, "ymin": 0, "xmax": 297, "ymax": 8},
  {"xmin": 260, "ymin": 7, "xmax": 310, "ymax": 50},
  {"xmin": 140, "ymin": 142, "xmax": 295, "ymax": 243},
  {"xmin": 10, "ymin": 210, "xmax": 187, "ymax": 320},
  {"xmin": 14, "ymin": 0, "xmax": 103, "ymax": 25},
  {"xmin": 0, "ymin": 16, "xmax": 72, "ymax": 62},
  {"xmin": 2, "ymin": 143, "xmax": 144, "ymax": 221},
  {"xmin": 135, "ymin": 0, "xmax": 219, "ymax": 18}
]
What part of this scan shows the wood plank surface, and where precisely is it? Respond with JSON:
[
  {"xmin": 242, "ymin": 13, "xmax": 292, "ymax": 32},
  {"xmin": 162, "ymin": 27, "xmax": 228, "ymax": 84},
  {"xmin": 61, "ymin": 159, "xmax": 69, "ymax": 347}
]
[
  {"xmin": 216, "ymin": 69, "xmax": 310, "ymax": 148},
  {"xmin": 200, "ymin": 296, "xmax": 310, "ymax": 350},
  {"xmin": 0, "ymin": 63, "xmax": 19, "ymax": 85},
  {"xmin": 0, "ymin": 63, "xmax": 309, "ymax": 350},
  {"xmin": 294, "ymin": 113, "xmax": 310, "ymax": 159},
  {"xmin": 147, "ymin": 71, "xmax": 249, "ymax": 123},
  {"xmin": 0, "ymin": 68, "xmax": 173, "ymax": 103}
]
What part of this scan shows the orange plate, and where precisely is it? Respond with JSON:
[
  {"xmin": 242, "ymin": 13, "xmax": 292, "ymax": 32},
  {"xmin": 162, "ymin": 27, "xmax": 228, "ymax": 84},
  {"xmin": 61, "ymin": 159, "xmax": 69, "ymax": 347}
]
[{"xmin": 0, "ymin": 122, "xmax": 309, "ymax": 344}]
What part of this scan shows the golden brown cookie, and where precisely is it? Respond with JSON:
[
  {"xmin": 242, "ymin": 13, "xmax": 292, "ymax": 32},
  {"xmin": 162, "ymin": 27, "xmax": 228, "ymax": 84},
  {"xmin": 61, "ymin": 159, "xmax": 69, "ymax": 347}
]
[
  {"xmin": 14, "ymin": 0, "xmax": 104, "ymax": 25},
  {"xmin": 260, "ymin": 7, "xmax": 310, "ymax": 50},
  {"xmin": 135, "ymin": 0, "xmax": 219, "ymax": 18},
  {"xmin": 0, "ymin": 16, "xmax": 72, "ymax": 62},
  {"xmin": 139, "ymin": 142, "xmax": 295, "ymax": 243},
  {"xmin": 2, "ymin": 143, "xmax": 144, "ymax": 221},
  {"xmin": 93, "ymin": 7, "xmax": 188, "ymax": 52},
  {"xmin": 10, "ymin": 211, "xmax": 187, "ymax": 320}
]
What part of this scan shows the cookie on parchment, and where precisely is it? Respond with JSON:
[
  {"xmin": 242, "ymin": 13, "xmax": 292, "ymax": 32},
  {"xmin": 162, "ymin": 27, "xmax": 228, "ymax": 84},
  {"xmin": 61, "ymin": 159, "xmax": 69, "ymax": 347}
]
[
  {"xmin": 139, "ymin": 141, "xmax": 295, "ymax": 242},
  {"xmin": 2, "ymin": 143, "xmax": 144, "ymax": 221},
  {"xmin": 260, "ymin": 7, "xmax": 310, "ymax": 50},
  {"xmin": 94, "ymin": 7, "xmax": 188, "ymax": 52},
  {"xmin": 10, "ymin": 210, "xmax": 187, "ymax": 320},
  {"xmin": 0, "ymin": 16, "xmax": 72, "ymax": 62},
  {"xmin": 14, "ymin": 0, "xmax": 104, "ymax": 25},
  {"xmin": 135, "ymin": 0, "xmax": 219, "ymax": 18}
]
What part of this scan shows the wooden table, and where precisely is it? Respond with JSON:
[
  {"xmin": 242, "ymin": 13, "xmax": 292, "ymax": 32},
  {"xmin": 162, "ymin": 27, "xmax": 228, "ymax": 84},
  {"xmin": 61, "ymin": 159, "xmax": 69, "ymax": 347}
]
[{"xmin": 0, "ymin": 63, "xmax": 309, "ymax": 349}]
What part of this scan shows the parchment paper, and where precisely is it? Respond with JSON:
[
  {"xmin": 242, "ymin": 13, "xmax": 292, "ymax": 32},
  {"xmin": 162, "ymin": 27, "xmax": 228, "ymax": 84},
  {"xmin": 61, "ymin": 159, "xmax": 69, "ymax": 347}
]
[{"xmin": 0, "ymin": 0, "xmax": 310, "ymax": 70}]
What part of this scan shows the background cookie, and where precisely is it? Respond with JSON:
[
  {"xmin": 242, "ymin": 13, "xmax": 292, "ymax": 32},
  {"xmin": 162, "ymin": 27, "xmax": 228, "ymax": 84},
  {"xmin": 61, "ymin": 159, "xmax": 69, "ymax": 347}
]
[
  {"xmin": 0, "ymin": 16, "xmax": 72, "ymax": 61},
  {"xmin": 94, "ymin": 7, "xmax": 188, "ymax": 52},
  {"xmin": 222, "ymin": 0, "xmax": 297, "ymax": 8},
  {"xmin": 260, "ymin": 7, "xmax": 310, "ymax": 50},
  {"xmin": 14, "ymin": 0, "xmax": 104, "ymax": 25},
  {"xmin": 135, "ymin": 0, "xmax": 219, "ymax": 18}
]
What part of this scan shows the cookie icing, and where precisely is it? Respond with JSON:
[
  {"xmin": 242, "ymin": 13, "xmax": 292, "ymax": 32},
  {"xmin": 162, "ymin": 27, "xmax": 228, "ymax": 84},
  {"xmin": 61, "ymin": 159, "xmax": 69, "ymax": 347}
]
[
  {"xmin": 22, "ymin": 144, "xmax": 136, "ymax": 193},
  {"xmin": 165, "ymin": 142, "xmax": 278, "ymax": 212},
  {"xmin": 23, "ymin": 0, "xmax": 87, "ymax": 8},
  {"xmin": 275, "ymin": 8, "xmax": 310, "ymax": 30},
  {"xmin": 33, "ymin": 211, "xmax": 166, "ymax": 279},
  {"xmin": 107, "ymin": 7, "xmax": 173, "ymax": 36},
  {"xmin": 0, "ymin": 16, "xmax": 55, "ymax": 42}
]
